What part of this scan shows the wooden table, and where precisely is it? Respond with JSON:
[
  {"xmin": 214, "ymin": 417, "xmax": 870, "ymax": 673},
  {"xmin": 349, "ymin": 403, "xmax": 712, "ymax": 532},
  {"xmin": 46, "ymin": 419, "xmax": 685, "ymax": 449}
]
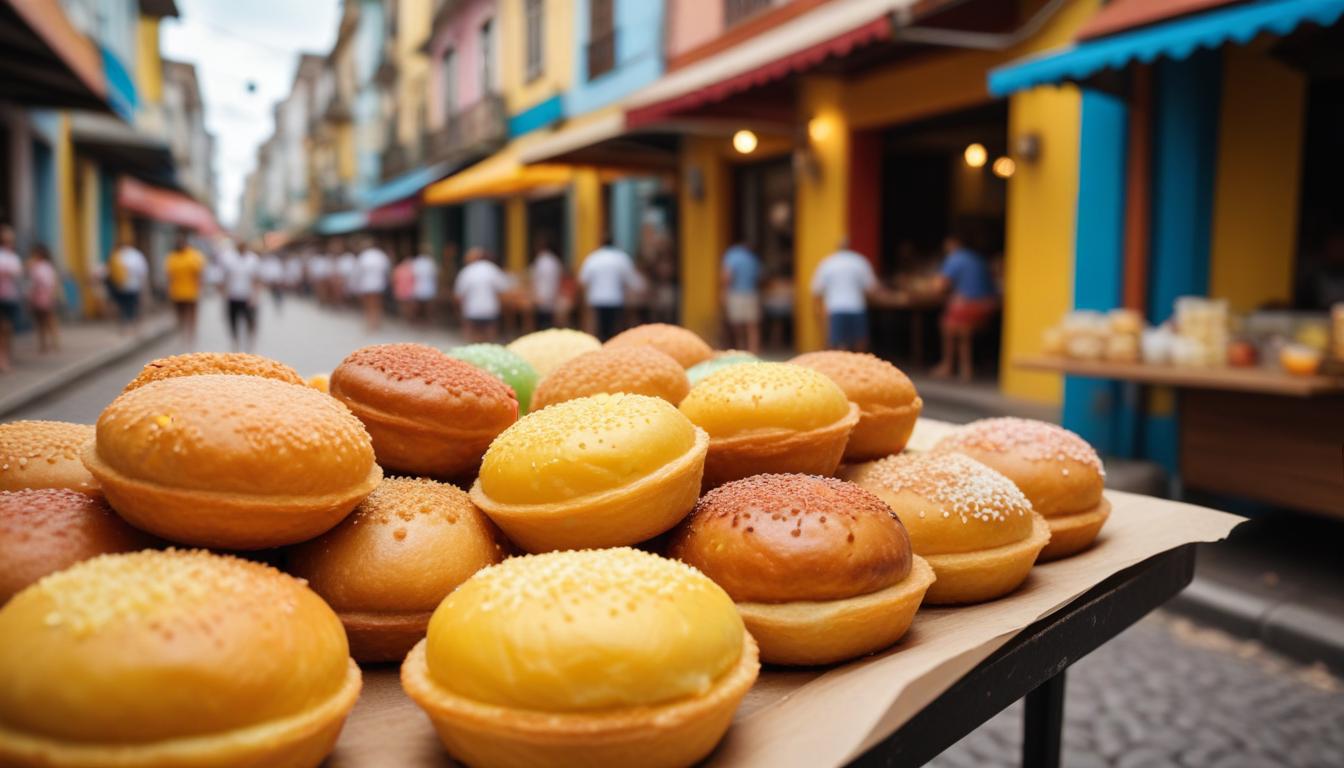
[
  {"xmin": 870, "ymin": 292, "xmax": 945, "ymax": 364},
  {"xmin": 1017, "ymin": 356, "xmax": 1344, "ymax": 518}
]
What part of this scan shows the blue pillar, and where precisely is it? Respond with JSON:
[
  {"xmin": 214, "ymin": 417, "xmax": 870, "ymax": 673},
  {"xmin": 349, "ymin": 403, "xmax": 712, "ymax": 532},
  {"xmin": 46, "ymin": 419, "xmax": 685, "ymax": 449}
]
[
  {"xmin": 1144, "ymin": 50, "xmax": 1221, "ymax": 471},
  {"xmin": 1062, "ymin": 88, "xmax": 1131, "ymax": 453}
]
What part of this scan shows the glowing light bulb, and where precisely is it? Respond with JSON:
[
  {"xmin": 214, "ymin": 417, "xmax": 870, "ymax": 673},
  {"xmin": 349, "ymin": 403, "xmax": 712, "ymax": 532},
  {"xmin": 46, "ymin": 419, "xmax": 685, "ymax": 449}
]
[
  {"xmin": 732, "ymin": 130, "xmax": 758, "ymax": 155},
  {"xmin": 963, "ymin": 143, "xmax": 987, "ymax": 168},
  {"xmin": 992, "ymin": 156, "xmax": 1016, "ymax": 179}
]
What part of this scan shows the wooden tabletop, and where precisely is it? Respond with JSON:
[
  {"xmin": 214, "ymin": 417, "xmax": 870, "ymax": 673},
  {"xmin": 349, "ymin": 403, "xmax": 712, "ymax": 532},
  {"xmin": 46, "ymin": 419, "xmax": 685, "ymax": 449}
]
[{"xmin": 1015, "ymin": 355, "xmax": 1344, "ymax": 397}]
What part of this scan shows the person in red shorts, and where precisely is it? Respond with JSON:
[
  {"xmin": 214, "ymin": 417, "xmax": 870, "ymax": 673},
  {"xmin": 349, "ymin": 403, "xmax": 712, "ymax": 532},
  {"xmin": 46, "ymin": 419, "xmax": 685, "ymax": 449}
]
[{"xmin": 933, "ymin": 228, "xmax": 998, "ymax": 382}]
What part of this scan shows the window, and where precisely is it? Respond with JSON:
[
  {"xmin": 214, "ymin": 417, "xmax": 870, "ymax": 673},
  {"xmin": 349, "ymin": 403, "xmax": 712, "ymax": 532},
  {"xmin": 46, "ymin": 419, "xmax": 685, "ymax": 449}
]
[
  {"xmin": 587, "ymin": 0, "xmax": 615, "ymax": 80},
  {"xmin": 724, "ymin": 0, "xmax": 773, "ymax": 27},
  {"xmin": 525, "ymin": 0, "xmax": 544, "ymax": 82},
  {"xmin": 480, "ymin": 18, "xmax": 496, "ymax": 92},
  {"xmin": 441, "ymin": 49, "xmax": 457, "ymax": 116}
]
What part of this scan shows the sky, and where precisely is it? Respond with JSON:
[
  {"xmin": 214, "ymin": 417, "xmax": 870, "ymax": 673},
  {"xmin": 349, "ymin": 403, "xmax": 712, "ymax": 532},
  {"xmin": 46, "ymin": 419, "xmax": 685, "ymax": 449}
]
[{"xmin": 161, "ymin": 0, "xmax": 340, "ymax": 227}]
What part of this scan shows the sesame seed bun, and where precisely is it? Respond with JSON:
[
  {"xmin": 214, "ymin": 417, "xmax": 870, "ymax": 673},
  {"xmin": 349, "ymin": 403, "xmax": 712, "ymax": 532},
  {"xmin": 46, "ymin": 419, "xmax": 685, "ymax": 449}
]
[
  {"xmin": 667, "ymin": 474, "xmax": 933, "ymax": 665},
  {"xmin": 401, "ymin": 548, "xmax": 757, "ymax": 767},
  {"xmin": 82, "ymin": 375, "xmax": 381, "ymax": 550},
  {"xmin": 0, "ymin": 489, "xmax": 156, "ymax": 604},
  {"xmin": 445, "ymin": 343, "xmax": 539, "ymax": 413},
  {"xmin": 330, "ymin": 343, "xmax": 518, "ymax": 480},
  {"xmin": 0, "ymin": 549, "xmax": 361, "ymax": 768},
  {"xmin": 532, "ymin": 346, "xmax": 690, "ymax": 410},
  {"xmin": 604, "ymin": 323, "xmax": 714, "ymax": 368},
  {"xmin": 790, "ymin": 351, "xmax": 922, "ymax": 461},
  {"xmin": 934, "ymin": 417, "xmax": 1109, "ymax": 560},
  {"xmin": 287, "ymin": 477, "xmax": 506, "ymax": 662},
  {"xmin": 123, "ymin": 352, "xmax": 304, "ymax": 392},
  {"xmin": 0, "ymin": 421, "xmax": 98, "ymax": 497},
  {"xmin": 846, "ymin": 452, "xmax": 1050, "ymax": 605}
]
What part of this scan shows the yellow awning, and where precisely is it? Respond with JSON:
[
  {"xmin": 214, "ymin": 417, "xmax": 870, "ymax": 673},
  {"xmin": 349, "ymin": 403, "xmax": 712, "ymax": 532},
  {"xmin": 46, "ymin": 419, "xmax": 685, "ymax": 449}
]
[{"xmin": 423, "ymin": 145, "xmax": 573, "ymax": 206}]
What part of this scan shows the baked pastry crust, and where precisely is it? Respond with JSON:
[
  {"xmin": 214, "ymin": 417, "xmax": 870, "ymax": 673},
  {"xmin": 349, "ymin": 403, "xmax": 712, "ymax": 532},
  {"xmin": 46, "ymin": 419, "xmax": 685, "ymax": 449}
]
[
  {"xmin": 123, "ymin": 352, "xmax": 304, "ymax": 392},
  {"xmin": 470, "ymin": 428, "xmax": 709, "ymax": 552},
  {"xmin": 604, "ymin": 323, "xmax": 714, "ymax": 368},
  {"xmin": 701, "ymin": 403, "xmax": 859, "ymax": 489},
  {"xmin": 0, "ymin": 421, "xmax": 99, "ymax": 496},
  {"xmin": 923, "ymin": 513, "xmax": 1051, "ymax": 605},
  {"xmin": 532, "ymin": 346, "xmax": 690, "ymax": 409},
  {"xmin": 790, "ymin": 351, "xmax": 923, "ymax": 461},
  {"xmin": 1038, "ymin": 496, "xmax": 1111, "ymax": 561},
  {"xmin": 401, "ymin": 630, "xmax": 759, "ymax": 768},
  {"xmin": 737, "ymin": 555, "xmax": 935, "ymax": 666},
  {"xmin": 0, "ymin": 659, "xmax": 361, "ymax": 768}
]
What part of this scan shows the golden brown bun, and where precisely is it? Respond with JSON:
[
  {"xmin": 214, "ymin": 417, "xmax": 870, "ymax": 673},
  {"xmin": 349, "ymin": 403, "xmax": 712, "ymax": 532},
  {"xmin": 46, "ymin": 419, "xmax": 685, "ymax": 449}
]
[
  {"xmin": 330, "ymin": 343, "xmax": 518, "ymax": 478},
  {"xmin": 124, "ymin": 352, "xmax": 304, "ymax": 392},
  {"xmin": 845, "ymin": 452, "xmax": 1049, "ymax": 604},
  {"xmin": 668, "ymin": 474, "xmax": 911, "ymax": 603},
  {"xmin": 0, "ymin": 549, "xmax": 360, "ymax": 768},
  {"xmin": 83, "ymin": 374, "xmax": 381, "ymax": 549},
  {"xmin": 934, "ymin": 417, "xmax": 1105, "ymax": 518},
  {"xmin": 0, "ymin": 421, "xmax": 98, "ymax": 496},
  {"xmin": 1039, "ymin": 497, "xmax": 1111, "ymax": 560},
  {"xmin": 605, "ymin": 323, "xmax": 714, "ymax": 368},
  {"xmin": 790, "ymin": 351, "xmax": 923, "ymax": 460},
  {"xmin": 0, "ymin": 489, "xmax": 156, "ymax": 604},
  {"xmin": 287, "ymin": 477, "xmax": 506, "ymax": 662},
  {"xmin": 532, "ymin": 346, "xmax": 690, "ymax": 409}
]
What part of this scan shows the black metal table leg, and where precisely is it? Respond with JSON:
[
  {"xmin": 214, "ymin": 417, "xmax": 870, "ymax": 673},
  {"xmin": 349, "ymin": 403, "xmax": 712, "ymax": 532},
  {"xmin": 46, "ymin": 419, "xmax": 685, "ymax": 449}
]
[{"xmin": 1022, "ymin": 670, "xmax": 1066, "ymax": 768}]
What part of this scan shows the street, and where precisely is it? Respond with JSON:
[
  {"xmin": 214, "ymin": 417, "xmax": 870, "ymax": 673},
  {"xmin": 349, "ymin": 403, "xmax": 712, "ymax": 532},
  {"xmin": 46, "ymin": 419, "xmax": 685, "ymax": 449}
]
[{"xmin": 11, "ymin": 296, "xmax": 1344, "ymax": 768}]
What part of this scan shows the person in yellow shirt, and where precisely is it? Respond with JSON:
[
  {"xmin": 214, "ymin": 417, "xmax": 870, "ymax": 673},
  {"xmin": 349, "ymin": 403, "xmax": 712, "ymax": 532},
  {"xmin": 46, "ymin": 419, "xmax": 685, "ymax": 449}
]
[{"xmin": 164, "ymin": 231, "xmax": 207, "ymax": 344}]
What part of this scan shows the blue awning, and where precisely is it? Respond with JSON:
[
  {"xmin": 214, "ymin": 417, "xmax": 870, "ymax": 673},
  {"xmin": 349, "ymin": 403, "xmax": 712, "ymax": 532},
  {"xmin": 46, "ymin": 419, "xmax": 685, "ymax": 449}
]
[
  {"xmin": 358, "ymin": 161, "xmax": 453, "ymax": 209},
  {"xmin": 315, "ymin": 210, "xmax": 368, "ymax": 236},
  {"xmin": 989, "ymin": 0, "xmax": 1344, "ymax": 96}
]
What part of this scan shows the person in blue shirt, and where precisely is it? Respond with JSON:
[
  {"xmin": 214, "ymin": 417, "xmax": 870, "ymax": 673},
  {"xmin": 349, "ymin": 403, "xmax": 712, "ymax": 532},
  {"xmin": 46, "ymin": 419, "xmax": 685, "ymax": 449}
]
[
  {"xmin": 721, "ymin": 239, "xmax": 763, "ymax": 354},
  {"xmin": 933, "ymin": 228, "xmax": 999, "ymax": 381}
]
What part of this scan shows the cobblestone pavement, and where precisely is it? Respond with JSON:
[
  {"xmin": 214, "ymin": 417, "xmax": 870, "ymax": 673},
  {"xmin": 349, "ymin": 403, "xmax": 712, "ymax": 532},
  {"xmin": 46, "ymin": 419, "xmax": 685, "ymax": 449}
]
[
  {"xmin": 930, "ymin": 613, "xmax": 1344, "ymax": 768},
  {"xmin": 10, "ymin": 297, "xmax": 1344, "ymax": 768}
]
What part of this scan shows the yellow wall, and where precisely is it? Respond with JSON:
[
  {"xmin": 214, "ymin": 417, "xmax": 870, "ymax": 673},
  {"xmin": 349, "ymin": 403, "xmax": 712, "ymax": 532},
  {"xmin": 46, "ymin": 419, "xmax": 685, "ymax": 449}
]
[
  {"xmin": 572, "ymin": 168, "xmax": 603, "ymax": 263},
  {"xmin": 795, "ymin": 76, "xmax": 850, "ymax": 352},
  {"xmin": 337, "ymin": 123, "xmax": 356, "ymax": 181},
  {"xmin": 501, "ymin": 0, "xmax": 572, "ymax": 113},
  {"xmin": 54, "ymin": 116, "xmax": 82, "ymax": 300},
  {"xmin": 77, "ymin": 159, "xmax": 100, "ymax": 315},
  {"xmin": 397, "ymin": 0, "xmax": 433, "ymax": 149},
  {"xmin": 1208, "ymin": 45, "xmax": 1304, "ymax": 313},
  {"xmin": 137, "ymin": 18, "xmax": 163, "ymax": 105},
  {"xmin": 505, "ymin": 196, "xmax": 527, "ymax": 273},
  {"xmin": 679, "ymin": 136, "xmax": 730, "ymax": 341}
]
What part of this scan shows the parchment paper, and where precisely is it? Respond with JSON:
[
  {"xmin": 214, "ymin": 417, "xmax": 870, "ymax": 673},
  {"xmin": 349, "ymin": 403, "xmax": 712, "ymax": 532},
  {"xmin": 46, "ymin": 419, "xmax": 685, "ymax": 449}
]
[{"xmin": 328, "ymin": 423, "xmax": 1244, "ymax": 767}]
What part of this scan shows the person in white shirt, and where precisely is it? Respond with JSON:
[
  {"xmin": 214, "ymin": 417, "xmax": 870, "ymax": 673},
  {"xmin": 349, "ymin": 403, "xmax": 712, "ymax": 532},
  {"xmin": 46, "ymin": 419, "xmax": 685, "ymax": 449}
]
[
  {"xmin": 336, "ymin": 246, "xmax": 358, "ymax": 303},
  {"xmin": 810, "ymin": 238, "xmax": 879, "ymax": 352},
  {"xmin": 308, "ymin": 245, "xmax": 334, "ymax": 305},
  {"xmin": 0, "ymin": 225, "xmax": 23, "ymax": 371},
  {"xmin": 530, "ymin": 239, "xmax": 563, "ymax": 330},
  {"xmin": 355, "ymin": 237, "xmax": 391, "ymax": 331},
  {"xmin": 578, "ymin": 236, "xmax": 642, "ymax": 341},
  {"xmin": 410, "ymin": 245, "xmax": 439, "ymax": 324},
  {"xmin": 110, "ymin": 238, "xmax": 149, "ymax": 334},
  {"xmin": 259, "ymin": 252, "xmax": 285, "ymax": 311},
  {"xmin": 454, "ymin": 247, "xmax": 513, "ymax": 343},
  {"xmin": 221, "ymin": 242, "xmax": 261, "ymax": 351}
]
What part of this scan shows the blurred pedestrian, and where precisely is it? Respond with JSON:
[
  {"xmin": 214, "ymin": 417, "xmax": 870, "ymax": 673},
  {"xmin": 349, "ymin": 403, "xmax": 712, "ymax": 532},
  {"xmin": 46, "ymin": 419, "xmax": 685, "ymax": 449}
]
[
  {"xmin": 355, "ymin": 237, "xmax": 390, "ymax": 331},
  {"xmin": 336, "ymin": 241, "xmax": 358, "ymax": 305},
  {"xmin": 284, "ymin": 252, "xmax": 305, "ymax": 297},
  {"xmin": 109, "ymin": 237, "xmax": 149, "ymax": 335},
  {"xmin": 721, "ymin": 239, "xmax": 763, "ymax": 354},
  {"xmin": 260, "ymin": 250, "xmax": 285, "ymax": 311},
  {"xmin": 221, "ymin": 241, "xmax": 261, "ymax": 351},
  {"xmin": 454, "ymin": 247, "xmax": 511, "ymax": 343},
  {"xmin": 411, "ymin": 243, "xmax": 438, "ymax": 325},
  {"xmin": 309, "ymin": 244, "xmax": 334, "ymax": 305},
  {"xmin": 810, "ymin": 237, "xmax": 877, "ymax": 352},
  {"xmin": 530, "ymin": 237, "xmax": 562, "ymax": 330},
  {"xmin": 164, "ymin": 232, "xmax": 206, "ymax": 345},
  {"xmin": 25, "ymin": 243, "xmax": 60, "ymax": 353},
  {"xmin": 0, "ymin": 225, "xmax": 21, "ymax": 372},
  {"xmin": 933, "ymin": 227, "xmax": 998, "ymax": 382},
  {"xmin": 393, "ymin": 253, "xmax": 416, "ymax": 321},
  {"xmin": 578, "ymin": 234, "xmax": 641, "ymax": 341}
]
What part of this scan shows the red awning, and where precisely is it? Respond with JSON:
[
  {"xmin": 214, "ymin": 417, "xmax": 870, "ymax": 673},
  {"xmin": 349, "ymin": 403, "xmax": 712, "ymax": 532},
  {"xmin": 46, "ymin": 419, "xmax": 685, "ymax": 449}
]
[
  {"xmin": 1077, "ymin": 0, "xmax": 1246, "ymax": 41},
  {"xmin": 367, "ymin": 198, "xmax": 419, "ymax": 229},
  {"xmin": 117, "ymin": 177, "xmax": 219, "ymax": 234},
  {"xmin": 626, "ymin": 15, "xmax": 892, "ymax": 128}
]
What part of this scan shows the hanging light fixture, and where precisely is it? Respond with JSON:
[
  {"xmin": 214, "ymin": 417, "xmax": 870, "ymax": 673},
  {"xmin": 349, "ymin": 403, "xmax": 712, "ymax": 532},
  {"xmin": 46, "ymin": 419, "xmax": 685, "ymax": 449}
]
[
  {"xmin": 732, "ymin": 130, "xmax": 759, "ymax": 155},
  {"xmin": 992, "ymin": 156, "xmax": 1016, "ymax": 179},
  {"xmin": 963, "ymin": 142, "xmax": 987, "ymax": 168}
]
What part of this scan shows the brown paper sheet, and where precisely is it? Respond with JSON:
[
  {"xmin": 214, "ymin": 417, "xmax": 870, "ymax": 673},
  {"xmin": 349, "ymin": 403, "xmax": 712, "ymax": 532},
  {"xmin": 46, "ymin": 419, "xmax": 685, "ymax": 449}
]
[{"xmin": 328, "ymin": 422, "xmax": 1244, "ymax": 767}]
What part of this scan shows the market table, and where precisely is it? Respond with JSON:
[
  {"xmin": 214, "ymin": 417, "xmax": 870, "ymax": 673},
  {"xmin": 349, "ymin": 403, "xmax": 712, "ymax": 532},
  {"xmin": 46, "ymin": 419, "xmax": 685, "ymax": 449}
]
[{"xmin": 1016, "ymin": 355, "xmax": 1344, "ymax": 519}]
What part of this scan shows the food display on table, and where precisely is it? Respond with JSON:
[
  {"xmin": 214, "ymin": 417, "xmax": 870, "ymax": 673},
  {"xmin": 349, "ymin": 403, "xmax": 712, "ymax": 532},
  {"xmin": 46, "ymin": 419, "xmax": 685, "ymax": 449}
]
[
  {"xmin": 505, "ymin": 328, "xmax": 601, "ymax": 377},
  {"xmin": 531, "ymin": 345, "xmax": 690, "ymax": 409},
  {"xmin": 846, "ymin": 452, "xmax": 1051, "ymax": 604},
  {"xmin": 790, "ymin": 350, "xmax": 923, "ymax": 461},
  {"xmin": 686, "ymin": 350, "xmax": 759, "ymax": 385},
  {"xmin": 400, "ymin": 547, "xmax": 759, "ymax": 768},
  {"xmin": 122, "ymin": 351, "xmax": 305, "ymax": 391},
  {"xmin": 679, "ymin": 362, "xmax": 859, "ymax": 488},
  {"xmin": 604, "ymin": 322, "xmax": 715, "ymax": 368},
  {"xmin": 82, "ymin": 374, "xmax": 381, "ymax": 549},
  {"xmin": 668, "ymin": 473, "xmax": 934, "ymax": 665},
  {"xmin": 330, "ymin": 343, "xmax": 518, "ymax": 479},
  {"xmin": 0, "ymin": 549, "xmax": 361, "ymax": 768},
  {"xmin": 445, "ymin": 342, "xmax": 540, "ymax": 413},
  {"xmin": 470, "ymin": 393, "xmax": 708, "ymax": 552},
  {"xmin": 0, "ymin": 420, "xmax": 99, "ymax": 496},
  {"xmin": 934, "ymin": 417, "xmax": 1109, "ymax": 560},
  {"xmin": 286, "ymin": 477, "xmax": 507, "ymax": 662},
  {"xmin": 0, "ymin": 489, "xmax": 157, "ymax": 603}
]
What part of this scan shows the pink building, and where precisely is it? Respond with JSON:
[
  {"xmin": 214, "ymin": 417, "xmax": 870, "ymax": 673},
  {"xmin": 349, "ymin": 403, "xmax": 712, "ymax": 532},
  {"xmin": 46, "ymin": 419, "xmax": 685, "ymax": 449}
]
[{"xmin": 426, "ymin": 0, "xmax": 500, "ymax": 128}]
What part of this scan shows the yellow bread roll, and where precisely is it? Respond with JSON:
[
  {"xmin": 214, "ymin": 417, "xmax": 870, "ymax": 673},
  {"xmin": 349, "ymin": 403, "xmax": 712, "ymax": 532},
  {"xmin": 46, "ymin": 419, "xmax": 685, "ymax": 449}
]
[
  {"xmin": 0, "ymin": 549, "xmax": 361, "ymax": 768},
  {"xmin": 401, "ymin": 547, "xmax": 758, "ymax": 768},
  {"xmin": 506, "ymin": 328, "xmax": 602, "ymax": 378},
  {"xmin": 0, "ymin": 421, "xmax": 99, "ymax": 497}
]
